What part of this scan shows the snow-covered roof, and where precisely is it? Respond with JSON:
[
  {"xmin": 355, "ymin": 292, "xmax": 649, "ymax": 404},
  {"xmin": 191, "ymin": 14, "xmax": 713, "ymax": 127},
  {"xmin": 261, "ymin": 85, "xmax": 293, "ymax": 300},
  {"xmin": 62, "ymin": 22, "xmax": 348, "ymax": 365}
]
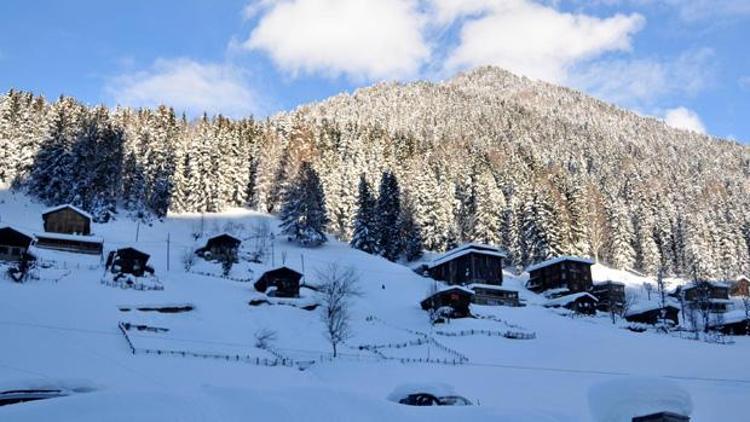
[
  {"xmin": 526, "ymin": 256, "xmax": 594, "ymax": 272},
  {"xmin": 0, "ymin": 225, "xmax": 35, "ymax": 239},
  {"xmin": 207, "ymin": 232, "xmax": 242, "ymax": 242},
  {"xmin": 41, "ymin": 204, "xmax": 92, "ymax": 220},
  {"xmin": 467, "ymin": 283, "xmax": 517, "ymax": 292},
  {"xmin": 423, "ymin": 285, "xmax": 475, "ymax": 301},
  {"xmin": 713, "ymin": 310, "xmax": 750, "ymax": 325},
  {"xmin": 387, "ymin": 383, "xmax": 457, "ymax": 402},
  {"xmin": 428, "ymin": 243, "xmax": 506, "ymax": 268},
  {"xmin": 34, "ymin": 232, "xmax": 103, "ymax": 243},
  {"xmin": 545, "ymin": 292, "xmax": 597, "ymax": 307},
  {"xmin": 625, "ymin": 301, "xmax": 680, "ymax": 317}
]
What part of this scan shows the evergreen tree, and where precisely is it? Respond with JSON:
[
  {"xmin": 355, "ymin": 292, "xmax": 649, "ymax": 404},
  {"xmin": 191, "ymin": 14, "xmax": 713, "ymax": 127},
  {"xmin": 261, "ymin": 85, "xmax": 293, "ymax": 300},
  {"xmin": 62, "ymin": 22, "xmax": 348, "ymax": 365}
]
[
  {"xmin": 279, "ymin": 162, "xmax": 329, "ymax": 247},
  {"xmin": 400, "ymin": 196, "xmax": 424, "ymax": 262},
  {"xmin": 350, "ymin": 175, "xmax": 378, "ymax": 254},
  {"xmin": 376, "ymin": 171, "xmax": 403, "ymax": 261}
]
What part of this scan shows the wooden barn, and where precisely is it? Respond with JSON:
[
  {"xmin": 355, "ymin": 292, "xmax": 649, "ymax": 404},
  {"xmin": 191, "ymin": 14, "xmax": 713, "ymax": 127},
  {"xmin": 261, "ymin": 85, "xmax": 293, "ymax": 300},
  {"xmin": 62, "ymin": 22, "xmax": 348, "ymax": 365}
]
[
  {"xmin": 42, "ymin": 204, "xmax": 92, "ymax": 235},
  {"xmin": 632, "ymin": 411, "xmax": 690, "ymax": 422},
  {"xmin": 106, "ymin": 247, "xmax": 152, "ymax": 276},
  {"xmin": 254, "ymin": 266, "xmax": 302, "ymax": 298},
  {"xmin": 34, "ymin": 232, "xmax": 103, "ymax": 255},
  {"xmin": 677, "ymin": 281, "xmax": 731, "ymax": 313},
  {"xmin": 624, "ymin": 304, "xmax": 680, "ymax": 326},
  {"xmin": 526, "ymin": 256, "xmax": 594, "ymax": 294},
  {"xmin": 0, "ymin": 226, "xmax": 34, "ymax": 261},
  {"xmin": 544, "ymin": 292, "xmax": 598, "ymax": 315},
  {"xmin": 710, "ymin": 311, "xmax": 750, "ymax": 335},
  {"xmin": 729, "ymin": 276, "xmax": 750, "ymax": 297},
  {"xmin": 196, "ymin": 233, "xmax": 241, "ymax": 261},
  {"xmin": 592, "ymin": 281, "xmax": 626, "ymax": 313},
  {"xmin": 427, "ymin": 243, "xmax": 506, "ymax": 286},
  {"xmin": 420, "ymin": 286, "xmax": 474, "ymax": 318},
  {"xmin": 468, "ymin": 283, "xmax": 519, "ymax": 306}
]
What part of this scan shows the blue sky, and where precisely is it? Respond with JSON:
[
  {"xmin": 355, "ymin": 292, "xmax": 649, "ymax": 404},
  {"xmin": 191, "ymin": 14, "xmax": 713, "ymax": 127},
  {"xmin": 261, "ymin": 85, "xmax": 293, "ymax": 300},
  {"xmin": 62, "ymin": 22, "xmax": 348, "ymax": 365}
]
[{"xmin": 0, "ymin": 0, "xmax": 748, "ymax": 141}]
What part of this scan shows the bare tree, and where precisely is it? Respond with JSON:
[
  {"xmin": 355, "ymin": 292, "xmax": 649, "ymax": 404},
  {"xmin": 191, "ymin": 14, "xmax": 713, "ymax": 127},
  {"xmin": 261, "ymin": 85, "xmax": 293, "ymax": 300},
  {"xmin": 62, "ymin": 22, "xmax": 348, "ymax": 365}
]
[
  {"xmin": 317, "ymin": 264, "xmax": 361, "ymax": 358},
  {"xmin": 181, "ymin": 248, "xmax": 195, "ymax": 271},
  {"xmin": 692, "ymin": 280, "xmax": 714, "ymax": 333},
  {"xmin": 643, "ymin": 282, "xmax": 653, "ymax": 301},
  {"xmin": 254, "ymin": 327, "xmax": 278, "ymax": 350},
  {"xmin": 249, "ymin": 220, "xmax": 272, "ymax": 263}
]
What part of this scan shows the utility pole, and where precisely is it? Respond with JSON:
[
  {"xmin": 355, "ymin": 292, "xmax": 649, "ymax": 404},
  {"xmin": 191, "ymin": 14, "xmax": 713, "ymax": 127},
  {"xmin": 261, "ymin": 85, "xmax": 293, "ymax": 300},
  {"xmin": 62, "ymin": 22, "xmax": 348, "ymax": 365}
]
[
  {"xmin": 166, "ymin": 233, "xmax": 171, "ymax": 272},
  {"xmin": 135, "ymin": 221, "xmax": 140, "ymax": 242},
  {"xmin": 200, "ymin": 214, "xmax": 205, "ymax": 238}
]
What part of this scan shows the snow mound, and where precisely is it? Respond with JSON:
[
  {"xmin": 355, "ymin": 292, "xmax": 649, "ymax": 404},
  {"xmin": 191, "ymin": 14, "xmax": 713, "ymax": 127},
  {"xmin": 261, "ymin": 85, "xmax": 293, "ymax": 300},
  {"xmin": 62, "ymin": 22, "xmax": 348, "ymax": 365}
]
[{"xmin": 588, "ymin": 377, "xmax": 692, "ymax": 422}]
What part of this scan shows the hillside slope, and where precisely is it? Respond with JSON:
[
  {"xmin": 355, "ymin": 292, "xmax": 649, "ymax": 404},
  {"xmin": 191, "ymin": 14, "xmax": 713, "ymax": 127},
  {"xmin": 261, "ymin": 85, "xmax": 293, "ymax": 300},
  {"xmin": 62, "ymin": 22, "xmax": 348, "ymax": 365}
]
[{"xmin": 0, "ymin": 190, "xmax": 748, "ymax": 421}]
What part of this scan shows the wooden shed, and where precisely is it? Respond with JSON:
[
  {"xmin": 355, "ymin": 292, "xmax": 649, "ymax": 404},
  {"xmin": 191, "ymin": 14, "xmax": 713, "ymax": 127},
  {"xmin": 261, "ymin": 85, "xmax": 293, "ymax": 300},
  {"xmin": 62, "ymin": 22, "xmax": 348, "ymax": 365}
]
[
  {"xmin": 729, "ymin": 276, "xmax": 749, "ymax": 297},
  {"xmin": 678, "ymin": 281, "xmax": 731, "ymax": 313},
  {"xmin": 106, "ymin": 247, "xmax": 151, "ymax": 276},
  {"xmin": 196, "ymin": 233, "xmax": 241, "ymax": 261},
  {"xmin": 544, "ymin": 292, "xmax": 598, "ymax": 315},
  {"xmin": 592, "ymin": 281, "xmax": 626, "ymax": 313},
  {"xmin": 34, "ymin": 232, "xmax": 103, "ymax": 255},
  {"xmin": 632, "ymin": 411, "xmax": 690, "ymax": 422},
  {"xmin": 254, "ymin": 266, "xmax": 302, "ymax": 298},
  {"xmin": 625, "ymin": 304, "xmax": 680, "ymax": 326},
  {"xmin": 0, "ymin": 226, "xmax": 34, "ymax": 261},
  {"xmin": 42, "ymin": 204, "xmax": 92, "ymax": 235},
  {"xmin": 526, "ymin": 256, "xmax": 594, "ymax": 294},
  {"xmin": 468, "ymin": 283, "xmax": 519, "ymax": 306},
  {"xmin": 420, "ymin": 286, "xmax": 474, "ymax": 318},
  {"xmin": 427, "ymin": 243, "xmax": 506, "ymax": 286}
]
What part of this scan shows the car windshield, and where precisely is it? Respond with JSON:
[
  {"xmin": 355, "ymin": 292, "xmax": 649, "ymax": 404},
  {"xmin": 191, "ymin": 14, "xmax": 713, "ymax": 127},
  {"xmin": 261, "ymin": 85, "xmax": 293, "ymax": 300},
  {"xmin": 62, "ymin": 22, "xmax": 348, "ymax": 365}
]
[{"xmin": 438, "ymin": 395, "xmax": 472, "ymax": 406}]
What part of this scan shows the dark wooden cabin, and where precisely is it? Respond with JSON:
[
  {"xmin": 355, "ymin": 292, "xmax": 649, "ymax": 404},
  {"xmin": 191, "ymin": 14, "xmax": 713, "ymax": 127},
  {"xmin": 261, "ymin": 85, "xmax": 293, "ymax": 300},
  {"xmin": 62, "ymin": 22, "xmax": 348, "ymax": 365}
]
[
  {"xmin": 34, "ymin": 232, "xmax": 103, "ymax": 255},
  {"xmin": 678, "ymin": 281, "xmax": 731, "ymax": 313},
  {"xmin": 625, "ymin": 304, "xmax": 680, "ymax": 326},
  {"xmin": 42, "ymin": 205, "xmax": 92, "ymax": 235},
  {"xmin": 710, "ymin": 312, "xmax": 750, "ymax": 335},
  {"xmin": 544, "ymin": 292, "xmax": 598, "ymax": 315},
  {"xmin": 592, "ymin": 281, "xmax": 626, "ymax": 313},
  {"xmin": 526, "ymin": 256, "xmax": 594, "ymax": 294},
  {"xmin": 420, "ymin": 286, "xmax": 474, "ymax": 318},
  {"xmin": 196, "ymin": 233, "xmax": 241, "ymax": 261},
  {"xmin": 729, "ymin": 276, "xmax": 749, "ymax": 297},
  {"xmin": 468, "ymin": 283, "xmax": 519, "ymax": 306},
  {"xmin": 0, "ymin": 227, "xmax": 34, "ymax": 261},
  {"xmin": 632, "ymin": 411, "xmax": 690, "ymax": 422},
  {"xmin": 106, "ymin": 247, "xmax": 151, "ymax": 276},
  {"xmin": 427, "ymin": 243, "xmax": 506, "ymax": 286},
  {"xmin": 254, "ymin": 266, "xmax": 302, "ymax": 298}
]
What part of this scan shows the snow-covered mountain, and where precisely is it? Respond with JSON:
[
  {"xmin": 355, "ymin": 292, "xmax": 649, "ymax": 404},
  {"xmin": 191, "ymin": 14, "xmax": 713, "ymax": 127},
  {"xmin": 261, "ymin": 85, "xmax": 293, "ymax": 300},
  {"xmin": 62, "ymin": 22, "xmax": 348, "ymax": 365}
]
[{"xmin": 0, "ymin": 190, "xmax": 748, "ymax": 421}]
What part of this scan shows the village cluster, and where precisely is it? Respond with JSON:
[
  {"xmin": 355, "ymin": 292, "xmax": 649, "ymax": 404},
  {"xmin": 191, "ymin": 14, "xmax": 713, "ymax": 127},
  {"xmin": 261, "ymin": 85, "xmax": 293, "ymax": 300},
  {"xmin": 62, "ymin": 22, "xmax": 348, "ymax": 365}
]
[{"xmin": 2, "ymin": 204, "xmax": 749, "ymax": 341}]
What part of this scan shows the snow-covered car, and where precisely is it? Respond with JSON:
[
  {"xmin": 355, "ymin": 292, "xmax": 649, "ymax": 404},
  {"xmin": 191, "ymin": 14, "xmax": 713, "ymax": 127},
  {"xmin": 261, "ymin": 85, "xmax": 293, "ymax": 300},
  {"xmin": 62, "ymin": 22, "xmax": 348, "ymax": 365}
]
[{"xmin": 388, "ymin": 383, "xmax": 473, "ymax": 407}]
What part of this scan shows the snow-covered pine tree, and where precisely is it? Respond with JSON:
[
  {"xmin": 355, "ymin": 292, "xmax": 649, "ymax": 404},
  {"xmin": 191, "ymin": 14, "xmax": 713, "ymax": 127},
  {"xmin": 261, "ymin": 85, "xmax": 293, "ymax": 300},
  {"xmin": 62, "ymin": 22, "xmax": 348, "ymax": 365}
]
[
  {"xmin": 350, "ymin": 174, "xmax": 378, "ymax": 254},
  {"xmin": 375, "ymin": 170, "xmax": 403, "ymax": 261},
  {"xmin": 471, "ymin": 170, "xmax": 504, "ymax": 245},
  {"xmin": 607, "ymin": 200, "xmax": 636, "ymax": 270},
  {"xmin": 400, "ymin": 195, "xmax": 424, "ymax": 262},
  {"xmin": 279, "ymin": 162, "xmax": 329, "ymax": 247}
]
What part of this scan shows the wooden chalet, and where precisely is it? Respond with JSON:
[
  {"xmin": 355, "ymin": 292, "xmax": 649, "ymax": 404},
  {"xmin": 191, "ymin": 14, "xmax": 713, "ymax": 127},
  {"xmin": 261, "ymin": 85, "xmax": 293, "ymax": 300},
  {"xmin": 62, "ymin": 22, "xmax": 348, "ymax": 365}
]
[
  {"xmin": 254, "ymin": 266, "xmax": 302, "ymax": 298},
  {"xmin": 632, "ymin": 411, "xmax": 690, "ymax": 422},
  {"xmin": 678, "ymin": 281, "xmax": 731, "ymax": 313},
  {"xmin": 427, "ymin": 243, "xmax": 506, "ymax": 286},
  {"xmin": 196, "ymin": 233, "xmax": 241, "ymax": 260},
  {"xmin": 544, "ymin": 292, "xmax": 598, "ymax": 315},
  {"xmin": 0, "ymin": 226, "xmax": 34, "ymax": 261},
  {"xmin": 526, "ymin": 256, "xmax": 594, "ymax": 294},
  {"xmin": 729, "ymin": 276, "xmax": 750, "ymax": 297},
  {"xmin": 468, "ymin": 283, "xmax": 519, "ymax": 306},
  {"xmin": 625, "ymin": 304, "xmax": 680, "ymax": 326},
  {"xmin": 42, "ymin": 204, "xmax": 92, "ymax": 235},
  {"xmin": 592, "ymin": 281, "xmax": 626, "ymax": 313},
  {"xmin": 106, "ymin": 247, "xmax": 152, "ymax": 277},
  {"xmin": 420, "ymin": 286, "xmax": 474, "ymax": 318},
  {"xmin": 710, "ymin": 311, "xmax": 750, "ymax": 336}
]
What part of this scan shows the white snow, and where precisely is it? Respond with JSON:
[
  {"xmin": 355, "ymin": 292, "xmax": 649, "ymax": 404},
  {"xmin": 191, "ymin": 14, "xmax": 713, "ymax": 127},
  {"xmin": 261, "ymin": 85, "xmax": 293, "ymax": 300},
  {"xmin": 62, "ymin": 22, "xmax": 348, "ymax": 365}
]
[
  {"xmin": 588, "ymin": 377, "xmax": 692, "ymax": 422},
  {"xmin": 0, "ymin": 190, "xmax": 749, "ymax": 421},
  {"xmin": 545, "ymin": 292, "xmax": 598, "ymax": 307}
]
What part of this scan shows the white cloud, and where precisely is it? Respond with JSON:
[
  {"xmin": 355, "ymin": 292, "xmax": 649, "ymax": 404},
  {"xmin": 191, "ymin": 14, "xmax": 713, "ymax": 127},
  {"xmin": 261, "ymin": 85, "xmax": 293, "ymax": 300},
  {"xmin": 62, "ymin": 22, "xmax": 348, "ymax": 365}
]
[
  {"xmin": 439, "ymin": 0, "xmax": 644, "ymax": 83},
  {"xmin": 106, "ymin": 58, "xmax": 260, "ymax": 118},
  {"xmin": 569, "ymin": 48, "xmax": 715, "ymax": 107},
  {"xmin": 663, "ymin": 0, "xmax": 750, "ymax": 22},
  {"xmin": 663, "ymin": 107, "xmax": 706, "ymax": 134},
  {"xmin": 244, "ymin": 0, "xmax": 429, "ymax": 80}
]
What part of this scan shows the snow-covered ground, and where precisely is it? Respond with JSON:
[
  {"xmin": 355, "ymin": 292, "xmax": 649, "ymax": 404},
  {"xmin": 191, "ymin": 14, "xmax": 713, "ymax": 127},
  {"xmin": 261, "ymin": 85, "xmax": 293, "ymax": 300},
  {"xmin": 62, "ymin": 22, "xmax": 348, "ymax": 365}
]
[{"xmin": 0, "ymin": 189, "xmax": 748, "ymax": 421}]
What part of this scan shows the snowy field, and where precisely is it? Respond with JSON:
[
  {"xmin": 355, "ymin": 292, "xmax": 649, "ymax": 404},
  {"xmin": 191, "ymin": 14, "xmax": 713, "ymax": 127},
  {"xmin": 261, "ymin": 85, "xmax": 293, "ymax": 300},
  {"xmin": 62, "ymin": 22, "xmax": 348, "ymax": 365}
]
[{"xmin": 0, "ymin": 189, "xmax": 749, "ymax": 421}]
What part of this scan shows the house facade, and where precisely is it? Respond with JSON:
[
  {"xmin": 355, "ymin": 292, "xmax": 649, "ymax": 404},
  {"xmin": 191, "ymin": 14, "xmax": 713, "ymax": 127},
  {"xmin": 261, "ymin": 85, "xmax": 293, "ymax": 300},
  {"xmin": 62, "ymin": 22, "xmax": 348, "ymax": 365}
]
[
  {"xmin": 254, "ymin": 266, "xmax": 302, "ymax": 298},
  {"xmin": 420, "ymin": 286, "xmax": 474, "ymax": 318},
  {"xmin": 0, "ymin": 227, "xmax": 34, "ymax": 261},
  {"xmin": 526, "ymin": 256, "xmax": 594, "ymax": 294},
  {"xmin": 729, "ymin": 276, "xmax": 749, "ymax": 297},
  {"xmin": 592, "ymin": 281, "xmax": 626, "ymax": 313},
  {"xmin": 468, "ymin": 283, "xmax": 519, "ymax": 306},
  {"xmin": 679, "ymin": 281, "xmax": 731, "ymax": 313},
  {"xmin": 42, "ymin": 205, "xmax": 92, "ymax": 235},
  {"xmin": 197, "ymin": 233, "xmax": 241, "ymax": 261},
  {"xmin": 625, "ymin": 304, "xmax": 680, "ymax": 326},
  {"xmin": 427, "ymin": 243, "xmax": 506, "ymax": 286},
  {"xmin": 106, "ymin": 247, "xmax": 151, "ymax": 276},
  {"xmin": 544, "ymin": 292, "xmax": 598, "ymax": 315}
]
